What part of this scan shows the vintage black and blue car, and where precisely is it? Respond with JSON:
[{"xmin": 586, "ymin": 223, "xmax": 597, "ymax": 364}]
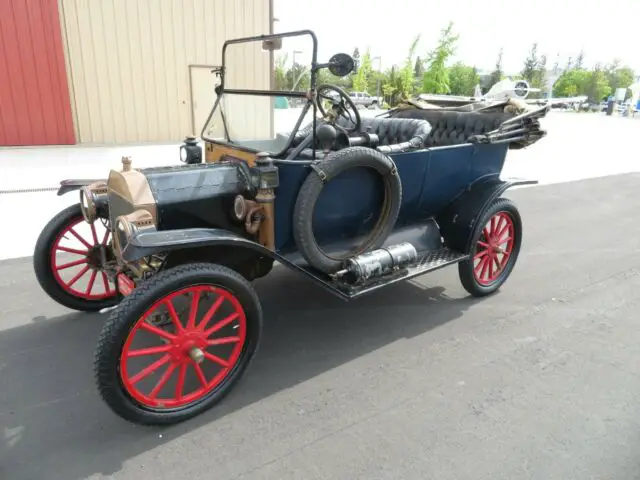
[{"xmin": 33, "ymin": 30, "xmax": 548, "ymax": 425}]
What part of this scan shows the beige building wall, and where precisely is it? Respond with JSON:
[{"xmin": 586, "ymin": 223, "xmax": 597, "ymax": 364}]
[{"xmin": 58, "ymin": 0, "xmax": 272, "ymax": 144}]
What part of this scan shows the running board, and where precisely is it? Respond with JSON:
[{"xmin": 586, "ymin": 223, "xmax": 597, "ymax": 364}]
[{"xmin": 293, "ymin": 248, "xmax": 468, "ymax": 300}]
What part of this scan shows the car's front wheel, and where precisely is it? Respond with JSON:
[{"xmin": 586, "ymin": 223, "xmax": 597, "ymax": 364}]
[
  {"xmin": 94, "ymin": 263, "xmax": 263, "ymax": 426},
  {"xmin": 33, "ymin": 203, "xmax": 119, "ymax": 311}
]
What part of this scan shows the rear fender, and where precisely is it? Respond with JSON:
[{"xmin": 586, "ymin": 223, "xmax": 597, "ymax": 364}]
[
  {"xmin": 436, "ymin": 174, "xmax": 537, "ymax": 253},
  {"xmin": 57, "ymin": 179, "xmax": 105, "ymax": 196}
]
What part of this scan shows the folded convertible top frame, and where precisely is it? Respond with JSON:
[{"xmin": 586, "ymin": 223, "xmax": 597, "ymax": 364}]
[{"xmin": 468, "ymin": 103, "xmax": 549, "ymax": 146}]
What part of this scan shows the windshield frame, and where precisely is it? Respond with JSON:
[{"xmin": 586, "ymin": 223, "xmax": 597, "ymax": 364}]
[{"xmin": 200, "ymin": 30, "xmax": 321, "ymax": 159}]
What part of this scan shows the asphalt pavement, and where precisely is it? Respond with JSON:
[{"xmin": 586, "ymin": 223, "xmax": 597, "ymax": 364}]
[{"xmin": 1, "ymin": 172, "xmax": 640, "ymax": 479}]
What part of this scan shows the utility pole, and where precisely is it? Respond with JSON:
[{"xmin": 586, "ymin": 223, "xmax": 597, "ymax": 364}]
[{"xmin": 373, "ymin": 56, "xmax": 382, "ymax": 103}]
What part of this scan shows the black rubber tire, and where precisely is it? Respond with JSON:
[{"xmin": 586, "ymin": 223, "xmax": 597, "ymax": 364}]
[
  {"xmin": 33, "ymin": 203, "xmax": 119, "ymax": 312},
  {"xmin": 458, "ymin": 197, "xmax": 522, "ymax": 297},
  {"xmin": 292, "ymin": 147, "xmax": 402, "ymax": 274},
  {"xmin": 94, "ymin": 262, "xmax": 262, "ymax": 426}
]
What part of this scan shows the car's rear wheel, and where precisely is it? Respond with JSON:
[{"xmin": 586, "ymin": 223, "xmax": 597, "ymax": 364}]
[
  {"xmin": 458, "ymin": 198, "xmax": 522, "ymax": 297},
  {"xmin": 33, "ymin": 203, "xmax": 118, "ymax": 311},
  {"xmin": 94, "ymin": 263, "xmax": 262, "ymax": 426}
]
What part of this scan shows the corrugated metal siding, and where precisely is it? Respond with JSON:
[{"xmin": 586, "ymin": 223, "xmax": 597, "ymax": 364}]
[
  {"xmin": 59, "ymin": 0, "xmax": 271, "ymax": 144},
  {"xmin": 0, "ymin": 0, "xmax": 76, "ymax": 146}
]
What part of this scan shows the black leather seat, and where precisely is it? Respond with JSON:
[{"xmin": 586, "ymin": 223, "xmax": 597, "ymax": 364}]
[
  {"xmin": 290, "ymin": 116, "xmax": 432, "ymax": 155},
  {"xmin": 350, "ymin": 117, "xmax": 431, "ymax": 150},
  {"xmin": 390, "ymin": 109, "xmax": 514, "ymax": 147}
]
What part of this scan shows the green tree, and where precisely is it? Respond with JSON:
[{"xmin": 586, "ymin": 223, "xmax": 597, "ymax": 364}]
[
  {"xmin": 414, "ymin": 56, "xmax": 424, "ymax": 78},
  {"xmin": 382, "ymin": 65, "xmax": 397, "ymax": 95},
  {"xmin": 575, "ymin": 50, "xmax": 585, "ymax": 69},
  {"xmin": 274, "ymin": 53, "xmax": 288, "ymax": 90},
  {"xmin": 565, "ymin": 56, "xmax": 573, "ymax": 71},
  {"xmin": 397, "ymin": 35, "xmax": 421, "ymax": 100},
  {"xmin": 448, "ymin": 63, "xmax": 480, "ymax": 96},
  {"xmin": 604, "ymin": 61, "xmax": 635, "ymax": 97},
  {"xmin": 529, "ymin": 53, "xmax": 548, "ymax": 98},
  {"xmin": 382, "ymin": 81, "xmax": 395, "ymax": 105},
  {"xmin": 553, "ymin": 68, "xmax": 590, "ymax": 97},
  {"xmin": 286, "ymin": 63, "xmax": 309, "ymax": 91},
  {"xmin": 367, "ymin": 70, "xmax": 385, "ymax": 97},
  {"xmin": 521, "ymin": 42, "xmax": 540, "ymax": 83},
  {"xmin": 352, "ymin": 49, "xmax": 373, "ymax": 91},
  {"xmin": 352, "ymin": 47, "xmax": 361, "ymax": 69},
  {"xmin": 486, "ymin": 48, "xmax": 504, "ymax": 90},
  {"xmin": 585, "ymin": 64, "xmax": 611, "ymax": 102},
  {"xmin": 422, "ymin": 21, "xmax": 459, "ymax": 93},
  {"xmin": 316, "ymin": 68, "xmax": 350, "ymax": 89}
]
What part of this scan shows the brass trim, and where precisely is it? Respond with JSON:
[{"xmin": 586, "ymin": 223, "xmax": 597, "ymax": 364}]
[
  {"xmin": 121, "ymin": 156, "xmax": 132, "ymax": 171},
  {"xmin": 233, "ymin": 195, "xmax": 248, "ymax": 220},
  {"xmin": 257, "ymin": 201, "xmax": 275, "ymax": 251},
  {"xmin": 107, "ymin": 168, "xmax": 158, "ymax": 224},
  {"xmin": 111, "ymin": 215, "xmax": 129, "ymax": 256},
  {"xmin": 125, "ymin": 209, "xmax": 155, "ymax": 228},
  {"xmin": 80, "ymin": 181, "xmax": 109, "ymax": 223},
  {"xmin": 79, "ymin": 186, "xmax": 95, "ymax": 223},
  {"xmin": 112, "ymin": 209, "xmax": 156, "ymax": 262},
  {"xmin": 244, "ymin": 201, "xmax": 263, "ymax": 235},
  {"xmin": 86, "ymin": 180, "xmax": 108, "ymax": 195},
  {"xmin": 255, "ymin": 188, "xmax": 276, "ymax": 251}
]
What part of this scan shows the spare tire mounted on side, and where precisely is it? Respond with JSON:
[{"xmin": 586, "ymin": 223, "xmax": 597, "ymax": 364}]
[{"xmin": 292, "ymin": 146, "xmax": 403, "ymax": 274}]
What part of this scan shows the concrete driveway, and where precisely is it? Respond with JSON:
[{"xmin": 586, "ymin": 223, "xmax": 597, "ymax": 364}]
[{"xmin": 1, "ymin": 172, "xmax": 639, "ymax": 479}]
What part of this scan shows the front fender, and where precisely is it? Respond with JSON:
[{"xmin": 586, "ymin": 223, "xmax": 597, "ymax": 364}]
[
  {"xmin": 121, "ymin": 227, "xmax": 276, "ymax": 263},
  {"xmin": 57, "ymin": 179, "xmax": 105, "ymax": 196},
  {"xmin": 436, "ymin": 175, "xmax": 537, "ymax": 253}
]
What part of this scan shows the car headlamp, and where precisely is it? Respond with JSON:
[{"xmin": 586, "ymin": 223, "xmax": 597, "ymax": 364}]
[
  {"xmin": 252, "ymin": 153, "xmax": 279, "ymax": 189},
  {"xmin": 115, "ymin": 215, "xmax": 136, "ymax": 251},
  {"xmin": 79, "ymin": 181, "xmax": 108, "ymax": 224},
  {"xmin": 113, "ymin": 209, "xmax": 156, "ymax": 254},
  {"xmin": 79, "ymin": 186, "xmax": 97, "ymax": 223},
  {"xmin": 179, "ymin": 136, "xmax": 202, "ymax": 164}
]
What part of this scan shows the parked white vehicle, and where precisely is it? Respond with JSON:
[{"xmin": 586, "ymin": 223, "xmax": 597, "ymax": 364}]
[{"xmin": 348, "ymin": 91, "xmax": 383, "ymax": 109}]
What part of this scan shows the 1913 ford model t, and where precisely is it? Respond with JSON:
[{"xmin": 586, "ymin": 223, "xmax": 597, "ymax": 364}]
[{"xmin": 33, "ymin": 30, "xmax": 548, "ymax": 425}]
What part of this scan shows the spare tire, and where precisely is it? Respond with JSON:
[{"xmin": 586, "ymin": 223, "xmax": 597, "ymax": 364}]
[{"xmin": 292, "ymin": 146, "xmax": 402, "ymax": 274}]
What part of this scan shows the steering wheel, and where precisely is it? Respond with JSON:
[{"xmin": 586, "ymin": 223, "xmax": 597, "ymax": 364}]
[{"xmin": 316, "ymin": 84, "xmax": 361, "ymax": 134}]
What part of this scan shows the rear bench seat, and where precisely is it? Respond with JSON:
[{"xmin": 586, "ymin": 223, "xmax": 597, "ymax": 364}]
[{"xmin": 390, "ymin": 109, "xmax": 515, "ymax": 147}]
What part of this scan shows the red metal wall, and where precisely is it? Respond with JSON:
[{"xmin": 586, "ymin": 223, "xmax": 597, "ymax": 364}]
[{"xmin": 0, "ymin": 0, "xmax": 76, "ymax": 146}]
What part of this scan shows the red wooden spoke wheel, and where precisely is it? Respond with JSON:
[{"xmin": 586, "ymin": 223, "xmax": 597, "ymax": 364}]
[
  {"xmin": 472, "ymin": 211, "xmax": 515, "ymax": 286},
  {"xmin": 34, "ymin": 203, "xmax": 119, "ymax": 311},
  {"xmin": 94, "ymin": 263, "xmax": 262, "ymax": 425},
  {"xmin": 50, "ymin": 214, "xmax": 115, "ymax": 300},
  {"xmin": 120, "ymin": 285, "xmax": 247, "ymax": 409},
  {"xmin": 458, "ymin": 198, "xmax": 522, "ymax": 297}
]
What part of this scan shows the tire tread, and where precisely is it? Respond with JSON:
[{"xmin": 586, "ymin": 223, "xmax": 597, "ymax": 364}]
[
  {"xmin": 33, "ymin": 203, "xmax": 118, "ymax": 311},
  {"xmin": 94, "ymin": 262, "xmax": 262, "ymax": 426},
  {"xmin": 458, "ymin": 197, "xmax": 522, "ymax": 297}
]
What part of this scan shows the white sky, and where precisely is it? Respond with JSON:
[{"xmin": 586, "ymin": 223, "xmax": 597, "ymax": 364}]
[{"xmin": 273, "ymin": 0, "xmax": 639, "ymax": 75}]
